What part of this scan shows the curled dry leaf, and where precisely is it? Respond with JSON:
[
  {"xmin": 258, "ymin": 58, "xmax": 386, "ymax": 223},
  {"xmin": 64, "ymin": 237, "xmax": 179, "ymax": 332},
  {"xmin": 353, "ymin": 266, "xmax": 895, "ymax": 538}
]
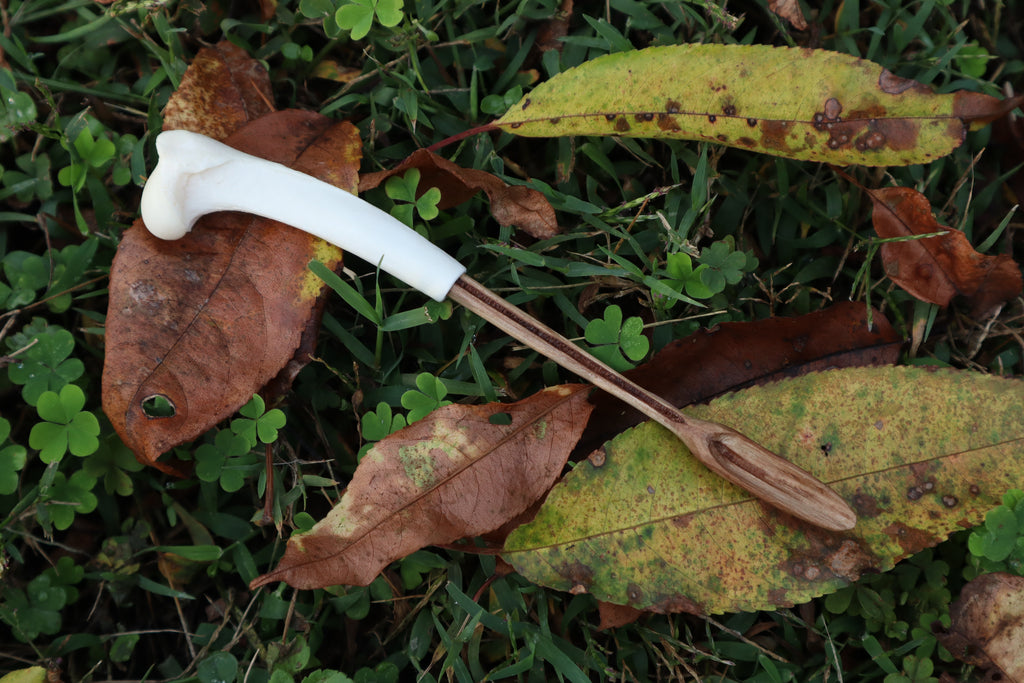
[
  {"xmin": 583, "ymin": 301, "xmax": 900, "ymax": 451},
  {"xmin": 870, "ymin": 186, "xmax": 1023, "ymax": 315},
  {"xmin": 251, "ymin": 385, "xmax": 593, "ymax": 590},
  {"xmin": 505, "ymin": 367, "xmax": 1024, "ymax": 615},
  {"xmin": 495, "ymin": 44, "xmax": 1024, "ymax": 166},
  {"xmin": 938, "ymin": 572, "xmax": 1024, "ymax": 682},
  {"xmin": 161, "ymin": 41, "xmax": 273, "ymax": 139},
  {"xmin": 101, "ymin": 111, "xmax": 356, "ymax": 473},
  {"xmin": 768, "ymin": 0, "xmax": 808, "ymax": 30},
  {"xmin": 359, "ymin": 149, "xmax": 559, "ymax": 239}
]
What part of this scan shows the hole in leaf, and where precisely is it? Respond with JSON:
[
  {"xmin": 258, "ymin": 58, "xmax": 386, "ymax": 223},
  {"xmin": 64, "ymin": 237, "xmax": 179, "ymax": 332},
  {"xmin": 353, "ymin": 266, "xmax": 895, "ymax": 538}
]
[
  {"xmin": 489, "ymin": 412, "xmax": 513, "ymax": 425},
  {"xmin": 141, "ymin": 394, "xmax": 176, "ymax": 418}
]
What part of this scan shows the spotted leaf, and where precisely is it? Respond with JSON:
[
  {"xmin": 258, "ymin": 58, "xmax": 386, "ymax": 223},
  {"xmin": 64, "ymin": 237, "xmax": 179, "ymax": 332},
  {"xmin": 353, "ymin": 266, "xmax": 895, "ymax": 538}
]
[
  {"xmin": 504, "ymin": 366, "xmax": 1024, "ymax": 615},
  {"xmin": 494, "ymin": 44, "xmax": 1023, "ymax": 166}
]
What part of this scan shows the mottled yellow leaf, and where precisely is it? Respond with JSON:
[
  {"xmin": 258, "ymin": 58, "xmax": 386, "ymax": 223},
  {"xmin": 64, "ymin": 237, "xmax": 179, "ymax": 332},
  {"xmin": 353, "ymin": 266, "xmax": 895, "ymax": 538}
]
[
  {"xmin": 504, "ymin": 367, "xmax": 1024, "ymax": 614},
  {"xmin": 495, "ymin": 44, "xmax": 1020, "ymax": 166}
]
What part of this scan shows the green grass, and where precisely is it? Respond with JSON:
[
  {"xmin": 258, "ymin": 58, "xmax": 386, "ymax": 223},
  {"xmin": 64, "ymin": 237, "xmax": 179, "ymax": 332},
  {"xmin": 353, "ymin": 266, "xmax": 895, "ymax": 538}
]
[{"xmin": 1, "ymin": 0, "xmax": 1022, "ymax": 680}]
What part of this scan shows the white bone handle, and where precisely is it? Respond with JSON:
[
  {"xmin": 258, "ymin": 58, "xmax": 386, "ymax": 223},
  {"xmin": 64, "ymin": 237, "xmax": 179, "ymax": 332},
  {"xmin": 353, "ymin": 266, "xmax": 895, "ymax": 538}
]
[{"xmin": 140, "ymin": 130, "xmax": 466, "ymax": 302}]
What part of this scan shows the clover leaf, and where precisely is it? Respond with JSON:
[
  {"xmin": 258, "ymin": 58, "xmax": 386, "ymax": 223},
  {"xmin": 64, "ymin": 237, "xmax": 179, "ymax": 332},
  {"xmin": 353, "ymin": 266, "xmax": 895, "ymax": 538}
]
[
  {"xmin": 81, "ymin": 435, "xmax": 145, "ymax": 496},
  {"xmin": 584, "ymin": 305, "xmax": 650, "ymax": 372},
  {"xmin": 968, "ymin": 489, "xmax": 1024, "ymax": 574},
  {"xmin": 29, "ymin": 384, "xmax": 100, "ymax": 463},
  {"xmin": 335, "ymin": 0, "xmax": 403, "ymax": 40},
  {"xmin": 358, "ymin": 402, "xmax": 408, "ymax": 459},
  {"xmin": 58, "ymin": 128, "xmax": 116, "ymax": 192},
  {"xmin": 385, "ymin": 168, "xmax": 442, "ymax": 227},
  {"xmin": 696, "ymin": 238, "xmax": 757, "ymax": 294},
  {"xmin": 7, "ymin": 321, "xmax": 85, "ymax": 405},
  {"xmin": 0, "ymin": 416, "xmax": 26, "ymax": 495},
  {"xmin": 663, "ymin": 251, "xmax": 715, "ymax": 300},
  {"xmin": 231, "ymin": 394, "xmax": 287, "ymax": 449},
  {"xmin": 196, "ymin": 429, "xmax": 259, "ymax": 493},
  {"xmin": 0, "ymin": 574, "xmax": 67, "ymax": 642},
  {"xmin": 400, "ymin": 373, "xmax": 451, "ymax": 423},
  {"xmin": 38, "ymin": 469, "xmax": 98, "ymax": 531}
]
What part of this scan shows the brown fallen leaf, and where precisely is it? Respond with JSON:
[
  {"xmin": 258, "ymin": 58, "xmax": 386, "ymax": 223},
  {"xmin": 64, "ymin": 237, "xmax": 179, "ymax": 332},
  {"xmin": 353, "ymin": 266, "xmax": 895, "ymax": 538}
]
[
  {"xmin": 582, "ymin": 301, "xmax": 900, "ymax": 452},
  {"xmin": 101, "ymin": 110, "xmax": 357, "ymax": 473},
  {"xmin": 359, "ymin": 149, "xmax": 559, "ymax": 240},
  {"xmin": 251, "ymin": 384, "xmax": 593, "ymax": 589},
  {"xmin": 597, "ymin": 601, "xmax": 645, "ymax": 630},
  {"xmin": 768, "ymin": 0, "xmax": 808, "ymax": 30},
  {"xmin": 161, "ymin": 41, "xmax": 273, "ymax": 139},
  {"xmin": 536, "ymin": 0, "xmax": 574, "ymax": 53},
  {"xmin": 870, "ymin": 186, "xmax": 1023, "ymax": 315},
  {"xmin": 938, "ymin": 572, "xmax": 1024, "ymax": 682}
]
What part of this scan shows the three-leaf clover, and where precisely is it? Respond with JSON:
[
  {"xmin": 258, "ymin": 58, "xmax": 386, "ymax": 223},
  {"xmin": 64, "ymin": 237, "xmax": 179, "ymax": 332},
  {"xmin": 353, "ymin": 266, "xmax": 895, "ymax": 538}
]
[
  {"xmin": 335, "ymin": 0, "xmax": 403, "ymax": 40},
  {"xmin": 0, "ymin": 417, "xmax": 26, "ymax": 495},
  {"xmin": 358, "ymin": 401, "xmax": 408, "ymax": 459},
  {"xmin": 697, "ymin": 238, "xmax": 757, "ymax": 293},
  {"xmin": 231, "ymin": 394, "xmax": 287, "ymax": 448},
  {"xmin": 584, "ymin": 305, "xmax": 650, "ymax": 371},
  {"xmin": 662, "ymin": 251, "xmax": 715, "ymax": 301},
  {"xmin": 29, "ymin": 384, "xmax": 100, "ymax": 463},
  {"xmin": 195, "ymin": 429, "xmax": 259, "ymax": 493},
  {"xmin": 385, "ymin": 168, "xmax": 442, "ymax": 227},
  {"xmin": 968, "ymin": 489, "xmax": 1024, "ymax": 573},
  {"xmin": 81, "ymin": 436, "xmax": 145, "ymax": 496},
  {"xmin": 58, "ymin": 128, "xmax": 116, "ymax": 192},
  {"xmin": 401, "ymin": 373, "xmax": 451, "ymax": 423},
  {"xmin": 6, "ymin": 321, "xmax": 85, "ymax": 405},
  {"xmin": 0, "ymin": 574, "xmax": 67, "ymax": 641},
  {"xmin": 39, "ymin": 469, "xmax": 98, "ymax": 531}
]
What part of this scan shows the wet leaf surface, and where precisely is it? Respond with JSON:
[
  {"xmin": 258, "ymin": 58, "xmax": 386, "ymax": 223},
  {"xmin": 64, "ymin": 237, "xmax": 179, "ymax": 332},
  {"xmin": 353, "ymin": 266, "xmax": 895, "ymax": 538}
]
[
  {"xmin": 251, "ymin": 385, "xmax": 593, "ymax": 589},
  {"xmin": 359, "ymin": 149, "xmax": 559, "ymax": 239},
  {"xmin": 582, "ymin": 301, "xmax": 900, "ymax": 451},
  {"xmin": 939, "ymin": 572, "xmax": 1024, "ymax": 681},
  {"xmin": 101, "ymin": 110, "xmax": 356, "ymax": 472},
  {"xmin": 504, "ymin": 367, "xmax": 1024, "ymax": 615},
  {"xmin": 495, "ymin": 44, "xmax": 1024, "ymax": 166},
  {"xmin": 870, "ymin": 186, "xmax": 1023, "ymax": 315}
]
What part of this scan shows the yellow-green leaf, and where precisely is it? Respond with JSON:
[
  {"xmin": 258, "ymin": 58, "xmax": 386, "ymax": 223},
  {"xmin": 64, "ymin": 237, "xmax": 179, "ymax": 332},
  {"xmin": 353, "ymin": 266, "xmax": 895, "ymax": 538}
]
[
  {"xmin": 494, "ymin": 44, "xmax": 1020, "ymax": 166},
  {"xmin": 503, "ymin": 367, "xmax": 1024, "ymax": 614}
]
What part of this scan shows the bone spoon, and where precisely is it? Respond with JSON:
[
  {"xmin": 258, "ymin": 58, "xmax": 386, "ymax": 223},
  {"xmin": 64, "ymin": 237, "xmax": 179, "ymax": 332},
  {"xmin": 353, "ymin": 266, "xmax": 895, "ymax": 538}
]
[{"xmin": 140, "ymin": 129, "xmax": 856, "ymax": 531}]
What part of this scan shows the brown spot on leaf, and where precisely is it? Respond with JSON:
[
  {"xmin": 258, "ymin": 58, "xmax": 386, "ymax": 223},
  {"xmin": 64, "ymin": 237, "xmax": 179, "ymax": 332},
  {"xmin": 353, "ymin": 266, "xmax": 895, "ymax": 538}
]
[
  {"xmin": 824, "ymin": 97, "xmax": 843, "ymax": 120},
  {"xmin": 561, "ymin": 561, "xmax": 595, "ymax": 591},
  {"xmin": 942, "ymin": 495, "xmax": 959, "ymax": 508},
  {"xmin": 853, "ymin": 492, "xmax": 882, "ymax": 518},
  {"xmin": 666, "ymin": 99, "xmax": 682, "ymax": 114},
  {"xmin": 827, "ymin": 539, "xmax": 876, "ymax": 581},
  {"xmin": 657, "ymin": 113, "xmax": 681, "ymax": 132},
  {"xmin": 884, "ymin": 522, "xmax": 940, "ymax": 554},
  {"xmin": 522, "ymin": 98, "xmax": 532, "ymax": 110},
  {"xmin": 614, "ymin": 117, "xmax": 630, "ymax": 133},
  {"xmin": 626, "ymin": 583, "xmax": 643, "ymax": 604},
  {"xmin": 761, "ymin": 119, "xmax": 791, "ymax": 150},
  {"xmin": 649, "ymin": 594, "xmax": 703, "ymax": 615},
  {"xmin": 588, "ymin": 447, "xmax": 607, "ymax": 468},
  {"xmin": 746, "ymin": 117, "xmax": 758, "ymax": 127},
  {"xmin": 549, "ymin": 117, "xmax": 561, "ymax": 124},
  {"xmin": 708, "ymin": 114, "xmax": 717, "ymax": 123},
  {"xmin": 604, "ymin": 113, "xmax": 617, "ymax": 121},
  {"xmin": 723, "ymin": 104, "xmax": 737, "ymax": 117},
  {"xmin": 737, "ymin": 136, "xmax": 756, "ymax": 147}
]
